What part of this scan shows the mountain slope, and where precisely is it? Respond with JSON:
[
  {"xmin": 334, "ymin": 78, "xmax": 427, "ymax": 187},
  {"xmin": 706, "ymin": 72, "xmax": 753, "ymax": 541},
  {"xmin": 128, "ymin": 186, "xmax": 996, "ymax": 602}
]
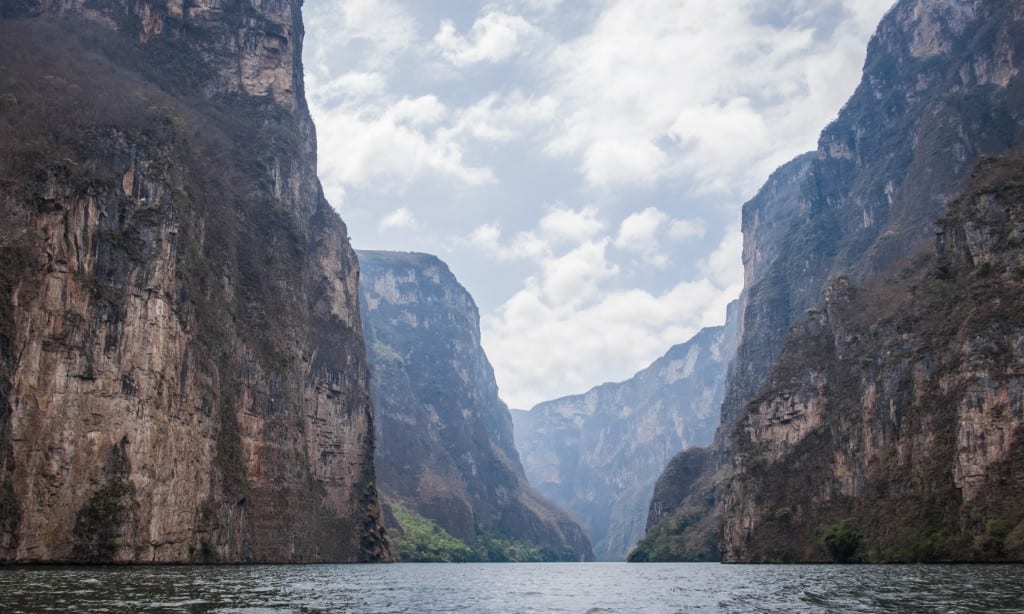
[
  {"xmin": 0, "ymin": 1, "xmax": 386, "ymax": 562},
  {"xmin": 513, "ymin": 303, "xmax": 738, "ymax": 561},
  {"xmin": 358, "ymin": 250, "xmax": 593, "ymax": 562}
]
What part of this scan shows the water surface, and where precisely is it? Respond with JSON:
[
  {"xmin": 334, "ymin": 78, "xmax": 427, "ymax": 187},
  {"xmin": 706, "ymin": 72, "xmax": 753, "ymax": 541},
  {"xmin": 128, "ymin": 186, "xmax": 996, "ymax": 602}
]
[{"xmin": 2, "ymin": 562, "xmax": 1023, "ymax": 612}]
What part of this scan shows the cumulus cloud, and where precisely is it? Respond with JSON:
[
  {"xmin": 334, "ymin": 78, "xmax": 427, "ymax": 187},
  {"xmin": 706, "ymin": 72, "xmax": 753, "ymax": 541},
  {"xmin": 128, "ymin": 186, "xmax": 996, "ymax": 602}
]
[
  {"xmin": 612, "ymin": 207, "xmax": 709, "ymax": 267},
  {"xmin": 311, "ymin": 96, "xmax": 494, "ymax": 199},
  {"xmin": 379, "ymin": 207, "xmax": 417, "ymax": 231},
  {"xmin": 538, "ymin": 206, "xmax": 604, "ymax": 244},
  {"xmin": 450, "ymin": 91, "xmax": 559, "ymax": 142},
  {"xmin": 543, "ymin": 0, "xmax": 891, "ymax": 193},
  {"xmin": 305, "ymin": 0, "xmax": 418, "ymax": 71},
  {"xmin": 387, "ymin": 95, "xmax": 447, "ymax": 126},
  {"xmin": 540, "ymin": 240, "xmax": 619, "ymax": 307},
  {"xmin": 512, "ymin": 0, "xmax": 564, "ymax": 15},
  {"xmin": 669, "ymin": 218, "xmax": 707, "ymax": 240},
  {"xmin": 468, "ymin": 206, "xmax": 604, "ymax": 261},
  {"xmin": 314, "ymin": 71, "xmax": 387, "ymax": 102},
  {"xmin": 615, "ymin": 207, "xmax": 667, "ymax": 249},
  {"xmin": 700, "ymin": 225, "xmax": 744, "ymax": 293},
  {"xmin": 434, "ymin": 12, "xmax": 541, "ymax": 66}
]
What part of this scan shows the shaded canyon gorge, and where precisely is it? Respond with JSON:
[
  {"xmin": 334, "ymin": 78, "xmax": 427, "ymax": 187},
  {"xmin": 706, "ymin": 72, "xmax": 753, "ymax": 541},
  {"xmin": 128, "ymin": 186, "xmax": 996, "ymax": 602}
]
[{"xmin": 1, "ymin": 0, "xmax": 1023, "ymax": 566}]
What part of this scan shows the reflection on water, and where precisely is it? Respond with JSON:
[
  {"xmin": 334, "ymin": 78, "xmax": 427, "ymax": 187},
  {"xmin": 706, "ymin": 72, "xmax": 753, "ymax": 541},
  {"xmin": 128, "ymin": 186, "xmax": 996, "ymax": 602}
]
[{"xmin": 1, "ymin": 562, "xmax": 1023, "ymax": 613}]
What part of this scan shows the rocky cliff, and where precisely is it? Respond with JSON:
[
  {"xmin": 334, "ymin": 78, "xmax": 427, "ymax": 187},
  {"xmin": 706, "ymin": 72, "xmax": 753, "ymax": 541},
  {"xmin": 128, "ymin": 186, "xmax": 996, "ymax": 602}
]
[
  {"xmin": 358, "ymin": 250, "xmax": 593, "ymax": 562},
  {"xmin": 635, "ymin": 0, "xmax": 1024, "ymax": 562},
  {"xmin": 513, "ymin": 303, "xmax": 738, "ymax": 560},
  {"xmin": 724, "ymin": 152, "xmax": 1024, "ymax": 563},
  {"xmin": 0, "ymin": 0, "xmax": 386, "ymax": 562}
]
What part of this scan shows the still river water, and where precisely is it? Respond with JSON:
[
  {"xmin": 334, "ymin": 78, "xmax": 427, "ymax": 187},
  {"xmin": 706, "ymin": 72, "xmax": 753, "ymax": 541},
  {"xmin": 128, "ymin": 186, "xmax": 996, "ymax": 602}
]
[{"xmin": 2, "ymin": 562, "xmax": 1023, "ymax": 613}]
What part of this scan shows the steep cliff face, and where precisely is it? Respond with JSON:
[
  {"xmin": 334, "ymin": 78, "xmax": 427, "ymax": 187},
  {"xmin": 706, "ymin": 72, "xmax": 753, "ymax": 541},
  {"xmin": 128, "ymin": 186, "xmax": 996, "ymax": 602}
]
[
  {"xmin": 513, "ymin": 305, "xmax": 738, "ymax": 561},
  {"xmin": 631, "ymin": 153, "xmax": 818, "ymax": 562},
  {"xmin": 725, "ymin": 154, "xmax": 1024, "ymax": 562},
  {"xmin": 358, "ymin": 250, "xmax": 593, "ymax": 562},
  {"xmin": 0, "ymin": 1, "xmax": 386, "ymax": 562},
  {"xmin": 636, "ymin": 0, "xmax": 1024, "ymax": 562}
]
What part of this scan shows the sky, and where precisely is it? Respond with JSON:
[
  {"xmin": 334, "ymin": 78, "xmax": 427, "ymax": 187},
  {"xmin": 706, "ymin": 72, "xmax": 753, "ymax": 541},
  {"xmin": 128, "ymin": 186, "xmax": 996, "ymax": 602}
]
[{"xmin": 302, "ymin": 0, "xmax": 895, "ymax": 409}]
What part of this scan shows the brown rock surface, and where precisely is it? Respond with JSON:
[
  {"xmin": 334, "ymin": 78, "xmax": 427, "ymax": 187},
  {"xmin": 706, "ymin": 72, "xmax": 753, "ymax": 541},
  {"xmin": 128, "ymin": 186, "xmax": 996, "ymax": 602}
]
[{"xmin": 0, "ymin": 0, "xmax": 386, "ymax": 563}]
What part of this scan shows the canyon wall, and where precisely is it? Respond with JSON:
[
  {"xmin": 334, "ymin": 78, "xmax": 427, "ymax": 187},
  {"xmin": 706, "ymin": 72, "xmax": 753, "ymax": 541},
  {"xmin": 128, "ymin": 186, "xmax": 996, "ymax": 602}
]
[
  {"xmin": 635, "ymin": 0, "xmax": 1024, "ymax": 562},
  {"xmin": 359, "ymin": 250, "xmax": 593, "ymax": 562},
  {"xmin": 0, "ymin": 0, "xmax": 386, "ymax": 562}
]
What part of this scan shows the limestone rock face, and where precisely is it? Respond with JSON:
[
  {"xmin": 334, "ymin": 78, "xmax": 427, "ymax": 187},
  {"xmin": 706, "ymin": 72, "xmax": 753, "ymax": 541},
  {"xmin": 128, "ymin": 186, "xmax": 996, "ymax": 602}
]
[
  {"xmin": 513, "ymin": 304, "xmax": 738, "ymax": 561},
  {"xmin": 635, "ymin": 0, "xmax": 1024, "ymax": 562},
  {"xmin": 0, "ymin": 0, "xmax": 386, "ymax": 563},
  {"xmin": 358, "ymin": 250, "xmax": 593, "ymax": 562}
]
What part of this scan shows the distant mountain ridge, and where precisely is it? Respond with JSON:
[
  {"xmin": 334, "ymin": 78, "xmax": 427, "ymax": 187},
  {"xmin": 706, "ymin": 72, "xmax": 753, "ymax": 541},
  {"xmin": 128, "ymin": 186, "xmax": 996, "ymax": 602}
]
[
  {"xmin": 513, "ymin": 302, "xmax": 738, "ymax": 560},
  {"xmin": 358, "ymin": 250, "xmax": 594, "ymax": 562}
]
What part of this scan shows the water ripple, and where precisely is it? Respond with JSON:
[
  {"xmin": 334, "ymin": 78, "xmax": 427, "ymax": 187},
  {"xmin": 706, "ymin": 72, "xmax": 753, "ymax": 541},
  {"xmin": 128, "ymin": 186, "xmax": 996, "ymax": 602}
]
[{"xmin": 1, "ymin": 563, "xmax": 1023, "ymax": 613}]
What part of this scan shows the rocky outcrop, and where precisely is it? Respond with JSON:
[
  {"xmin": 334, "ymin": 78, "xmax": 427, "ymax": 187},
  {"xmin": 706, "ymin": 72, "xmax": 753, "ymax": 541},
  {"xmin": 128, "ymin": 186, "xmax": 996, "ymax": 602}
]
[
  {"xmin": 512, "ymin": 305, "xmax": 738, "ymax": 560},
  {"xmin": 358, "ymin": 250, "xmax": 593, "ymax": 562},
  {"xmin": 0, "ymin": 1, "xmax": 386, "ymax": 562},
  {"xmin": 636, "ymin": 0, "xmax": 1024, "ymax": 562}
]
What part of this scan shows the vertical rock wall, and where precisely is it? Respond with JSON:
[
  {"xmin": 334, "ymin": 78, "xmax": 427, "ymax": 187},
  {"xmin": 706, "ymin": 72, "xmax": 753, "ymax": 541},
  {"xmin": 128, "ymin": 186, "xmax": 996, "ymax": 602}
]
[
  {"xmin": 636, "ymin": 0, "xmax": 1024, "ymax": 562},
  {"xmin": 0, "ymin": 0, "xmax": 386, "ymax": 563}
]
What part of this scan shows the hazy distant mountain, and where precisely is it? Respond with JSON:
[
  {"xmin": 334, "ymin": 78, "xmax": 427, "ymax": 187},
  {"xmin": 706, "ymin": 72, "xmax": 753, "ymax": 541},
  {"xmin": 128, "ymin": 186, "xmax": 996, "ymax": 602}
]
[{"xmin": 513, "ymin": 302, "xmax": 737, "ymax": 560}]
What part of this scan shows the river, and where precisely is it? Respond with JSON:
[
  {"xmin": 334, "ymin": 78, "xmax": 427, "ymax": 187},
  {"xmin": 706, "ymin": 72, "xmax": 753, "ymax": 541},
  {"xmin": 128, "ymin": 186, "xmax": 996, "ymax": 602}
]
[{"xmin": 2, "ymin": 562, "xmax": 1023, "ymax": 612}]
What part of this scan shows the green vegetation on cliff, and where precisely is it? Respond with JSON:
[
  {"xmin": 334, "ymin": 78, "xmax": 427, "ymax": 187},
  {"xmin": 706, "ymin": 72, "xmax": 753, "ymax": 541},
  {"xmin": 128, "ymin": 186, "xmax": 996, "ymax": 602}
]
[{"xmin": 387, "ymin": 503, "xmax": 573, "ymax": 563}]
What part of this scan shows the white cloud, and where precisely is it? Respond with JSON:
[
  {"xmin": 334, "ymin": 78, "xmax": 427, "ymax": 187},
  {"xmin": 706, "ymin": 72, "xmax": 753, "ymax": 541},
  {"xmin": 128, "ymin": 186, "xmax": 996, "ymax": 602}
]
[
  {"xmin": 314, "ymin": 71, "xmax": 387, "ymax": 101},
  {"xmin": 311, "ymin": 97, "xmax": 494, "ymax": 198},
  {"xmin": 467, "ymin": 206, "xmax": 604, "ymax": 261},
  {"xmin": 513, "ymin": 0, "xmax": 564, "ymax": 15},
  {"xmin": 543, "ymin": 0, "xmax": 890, "ymax": 193},
  {"xmin": 540, "ymin": 240, "xmax": 619, "ymax": 307},
  {"xmin": 614, "ymin": 207, "xmax": 670, "ymax": 267},
  {"xmin": 699, "ymin": 225, "xmax": 744, "ymax": 291},
  {"xmin": 469, "ymin": 223, "xmax": 502, "ymax": 248},
  {"xmin": 669, "ymin": 218, "xmax": 707, "ymax": 240},
  {"xmin": 450, "ymin": 91, "xmax": 559, "ymax": 142},
  {"xmin": 379, "ymin": 207, "xmax": 417, "ymax": 231},
  {"xmin": 613, "ymin": 207, "xmax": 709, "ymax": 267},
  {"xmin": 615, "ymin": 207, "xmax": 668, "ymax": 249},
  {"xmin": 434, "ymin": 12, "xmax": 541, "ymax": 66},
  {"xmin": 579, "ymin": 139, "xmax": 669, "ymax": 188},
  {"xmin": 538, "ymin": 206, "xmax": 604, "ymax": 244},
  {"xmin": 468, "ymin": 224, "xmax": 548, "ymax": 261},
  {"xmin": 387, "ymin": 95, "xmax": 447, "ymax": 126},
  {"xmin": 305, "ymin": 0, "xmax": 418, "ymax": 71}
]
